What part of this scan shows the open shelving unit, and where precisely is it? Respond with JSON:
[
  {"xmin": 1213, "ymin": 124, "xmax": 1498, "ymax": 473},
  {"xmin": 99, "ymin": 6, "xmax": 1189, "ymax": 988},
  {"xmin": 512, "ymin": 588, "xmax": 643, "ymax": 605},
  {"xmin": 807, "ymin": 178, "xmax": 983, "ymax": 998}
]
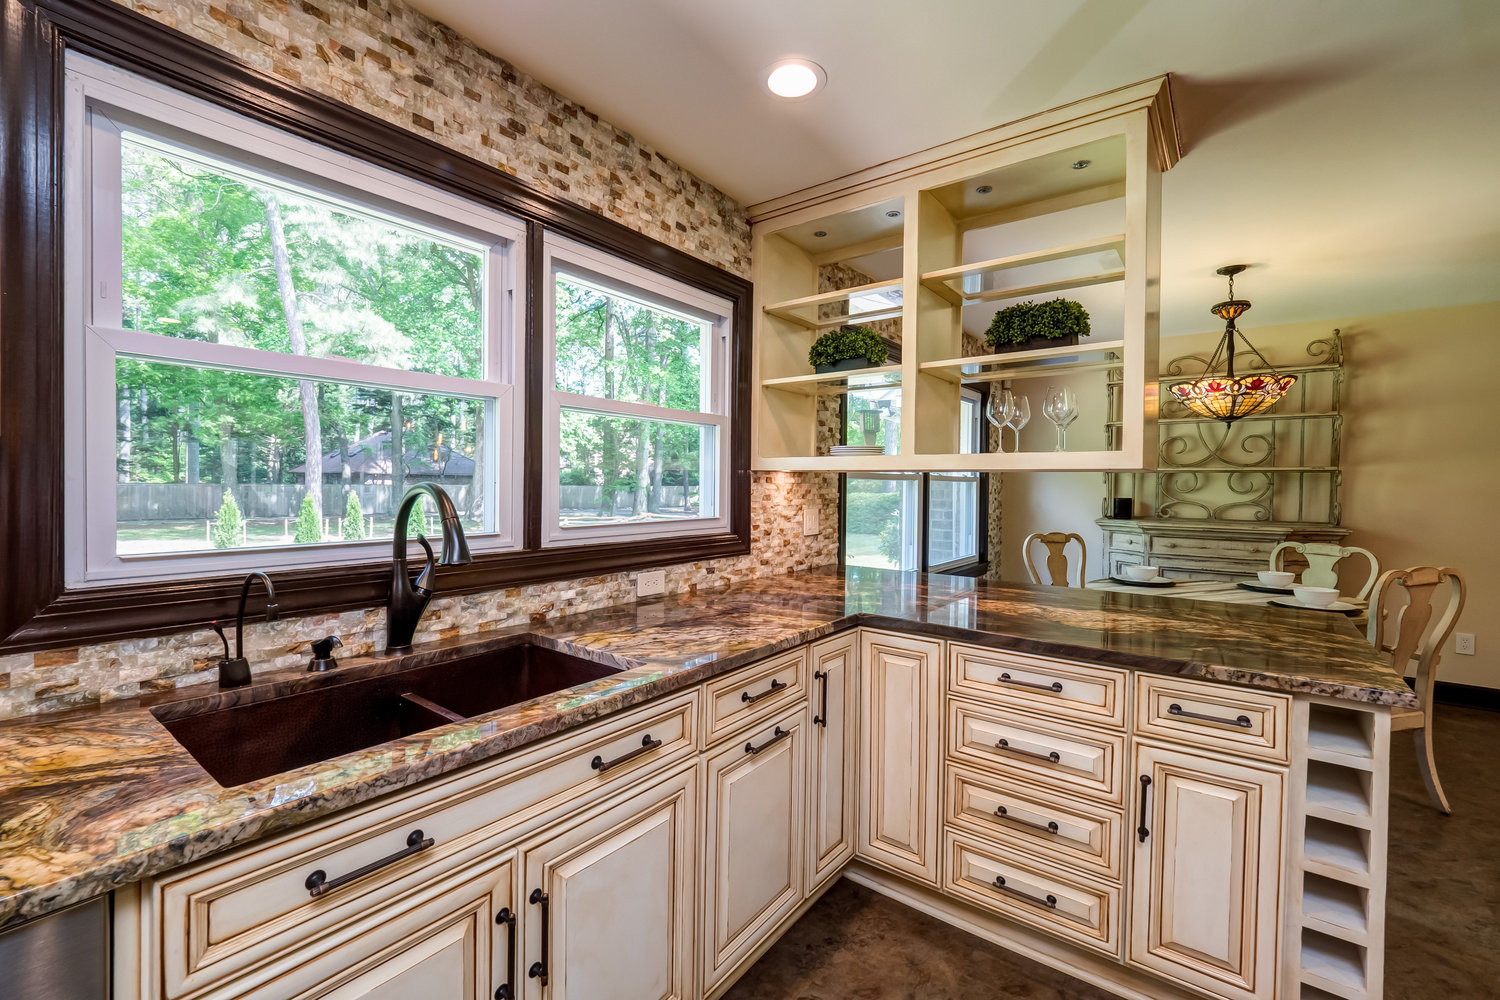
[
  {"xmin": 748, "ymin": 77, "xmax": 1180, "ymax": 472},
  {"xmin": 1283, "ymin": 697, "xmax": 1391, "ymax": 1000}
]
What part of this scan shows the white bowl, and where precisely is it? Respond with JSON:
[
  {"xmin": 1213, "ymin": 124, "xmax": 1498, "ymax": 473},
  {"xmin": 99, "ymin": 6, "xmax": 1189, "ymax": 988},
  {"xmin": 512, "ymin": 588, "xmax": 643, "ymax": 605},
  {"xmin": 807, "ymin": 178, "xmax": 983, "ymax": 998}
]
[
  {"xmin": 1257, "ymin": 570, "xmax": 1296, "ymax": 588},
  {"xmin": 1292, "ymin": 585, "xmax": 1339, "ymax": 608},
  {"xmin": 1124, "ymin": 565, "xmax": 1160, "ymax": 582}
]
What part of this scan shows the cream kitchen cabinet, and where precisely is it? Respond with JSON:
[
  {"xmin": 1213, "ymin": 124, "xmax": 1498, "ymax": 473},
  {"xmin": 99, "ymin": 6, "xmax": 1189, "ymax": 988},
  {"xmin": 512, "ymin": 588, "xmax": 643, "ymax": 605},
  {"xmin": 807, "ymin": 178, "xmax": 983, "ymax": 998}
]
[
  {"xmin": 806, "ymin": 632, "xmax": 858, "ymax": 890},
  {"xmin": 520, "ymin": 763, "xmax": 699, "ymax": 1000},
  {"xmin": 856, "ymin": 630, "xmax": 942, "ymax": 885},
  {"xmin": 701, "ymin": 707, "xmax": 808, "ymax": 993},
  {"xmin": 1129, "ymin": 741, "xmax": 1284, "ymax": 1000}
]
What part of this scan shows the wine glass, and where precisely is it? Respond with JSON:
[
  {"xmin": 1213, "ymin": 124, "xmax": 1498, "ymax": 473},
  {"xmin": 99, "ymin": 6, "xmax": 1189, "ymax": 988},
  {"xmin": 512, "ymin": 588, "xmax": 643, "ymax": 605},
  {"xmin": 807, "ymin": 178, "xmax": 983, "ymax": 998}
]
[
  {"xmin": 1005, "ymin": 396, "xmax": 1031, "ymax": 453},
  {"xmin": 986, "ymin": 389, "xmax": 1017, "ymax": 452},
  {"xmin": 1042, "ymin": 385, "xmax": 1078, "ymax": 452}
]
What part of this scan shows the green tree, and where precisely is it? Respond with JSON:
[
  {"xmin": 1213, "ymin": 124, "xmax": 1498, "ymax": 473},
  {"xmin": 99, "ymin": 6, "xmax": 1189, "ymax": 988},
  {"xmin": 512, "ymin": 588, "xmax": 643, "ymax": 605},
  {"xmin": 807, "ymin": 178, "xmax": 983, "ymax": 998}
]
[
  {"xmin": 407, "ymin": 497, "xmax": 427, "ymax": 538},
  {"xmin": 293, "ymin": 492, "xmax": 322, "ymax": 544},
  {"xmin": 341, "ymin": 491, "xmax": 366, "ymax": 540},
  {"xmin": 210, "ymin": 491, "xmax": 244, "ymax": 549}
]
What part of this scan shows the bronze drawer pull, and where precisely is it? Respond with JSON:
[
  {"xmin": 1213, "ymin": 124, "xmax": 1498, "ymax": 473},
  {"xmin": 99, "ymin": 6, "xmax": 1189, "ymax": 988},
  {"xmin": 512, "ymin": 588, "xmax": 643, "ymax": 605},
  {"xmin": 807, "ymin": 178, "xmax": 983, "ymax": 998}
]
[
  {"xmin": 528, "ymin": 888, "xmax": 550, "ymax": 986},
  {"xmin": 1138, "ymin": 774, "xmax": 1153, "ymax": 843},
  {"xmin": 991, "ymin": 875, "xmax": 1057, "ymax": 909},
  {"xmin": 746, "ymin": 726, "xmax": 791, "ymax": 755},
  {"xmin": 995, "ymin": 805, "xmax": 1059, "ymax": 835},
  {"xmin": 999, "ymin": 672, "xmax": 1063, "ymax": 694},
  {"xmin": 813, "ymin": 669, "xmax": 829, "ymax": 727},
  {"xmin": 305, "ymin": 828, "xmax": 434, "ymax": 898},
  {"xmin": 741, "ymin": 678, "xmax": 787, "ymax": 704},
  {"xmin": 494, "ymin": 907, "xmax": 516, "ymax": 1000},
  {"xmin": 995, "ymin": 738, "xmax": 1061, "ymax": 764},
  {"xmin": 591, "ymin": 733, "xmax": 663, "ymax": 772},
  {"xmin": 1168, "ymin": 703, "xmax": 1252, "ymax": 728}
]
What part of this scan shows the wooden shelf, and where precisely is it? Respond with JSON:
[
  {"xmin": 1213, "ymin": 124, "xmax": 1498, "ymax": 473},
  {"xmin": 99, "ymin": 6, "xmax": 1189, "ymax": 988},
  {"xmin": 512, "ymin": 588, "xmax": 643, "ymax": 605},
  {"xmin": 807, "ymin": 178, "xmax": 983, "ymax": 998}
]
[
  {"xmin": 920, "ymin": 235, "xmax": 1125, "ymax": 304},
  {"xmin": 922, "ymin": 339, "xmax": 1125, "ymax": 384},
  {"xmin": 1302, "ymin": 874, "xmax": 1369, "ymax": 944},
  {"xmin": 1300, "ymin": 930, "xmax": 1368, "ymax": 997},
  {"xmin": 762, "ymin": 278, "xmax": 903, "ymax": 330},
  {"xmin": 760, "ymin": 366, "xmax": 902, "ymax": 396},
  {"xmin": 1302, "ymin": 818, "xmax": 1370, "ymax": 885}
]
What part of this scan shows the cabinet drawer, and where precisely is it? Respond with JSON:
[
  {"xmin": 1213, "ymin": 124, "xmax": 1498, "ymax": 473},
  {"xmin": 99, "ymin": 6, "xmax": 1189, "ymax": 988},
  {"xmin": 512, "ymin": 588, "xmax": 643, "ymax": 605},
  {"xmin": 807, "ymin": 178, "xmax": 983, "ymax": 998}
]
[
  {"xmin": 949, "ymin": 644, "xmax": 1126, "ymax": 728},
  {"xmin": 1135, "ymin": 675, "xmax": 1290, "ymax": 763},
  {"xmin": 1148, "ymin": 535, "xmax": 1275, "ymax": 560},
  {"xmin": 1105, "ymin": 531, "xmax": 1145, "ymax": 552},
  {"xmin": 701, "ymin": 648, "xmax": 807, "ymax": 747},
  {"xmin": 944, "ymin": 765, "xmax": 1124, "ymax": 882},
  {"xmin": 948, "ymin": 699, "xmax": 1125, "ymax": 804},
  {"xmin": 943, "ymin": 831, "xmax": 1121, "ymax": 958},
  {"xmin": 151, "ymin": 689, "xmax": 697, "ymax": 999}
]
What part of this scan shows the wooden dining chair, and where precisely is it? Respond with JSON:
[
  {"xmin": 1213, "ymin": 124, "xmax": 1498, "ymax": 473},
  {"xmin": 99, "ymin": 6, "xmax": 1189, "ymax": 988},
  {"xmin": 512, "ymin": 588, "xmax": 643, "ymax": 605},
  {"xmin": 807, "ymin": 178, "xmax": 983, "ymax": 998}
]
[
  {"xmin": 1270, "ymin": 541, "xmax": 1381, "ymax": 600},
  {"xmin": 1023, "ymin": 531, "xmax": 1087, "ymax": 588},
  {"xmin": 1367, "ymin": 566, "xmax": 1467, "ymax": 814}
]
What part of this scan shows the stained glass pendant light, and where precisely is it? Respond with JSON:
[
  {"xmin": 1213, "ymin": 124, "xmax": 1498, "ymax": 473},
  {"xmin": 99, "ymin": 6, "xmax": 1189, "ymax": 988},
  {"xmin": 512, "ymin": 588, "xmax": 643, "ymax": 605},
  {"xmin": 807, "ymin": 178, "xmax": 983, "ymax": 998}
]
[{"xmin": 1167, "ymin": 264, "xmax": 1296, "ymax": 423}]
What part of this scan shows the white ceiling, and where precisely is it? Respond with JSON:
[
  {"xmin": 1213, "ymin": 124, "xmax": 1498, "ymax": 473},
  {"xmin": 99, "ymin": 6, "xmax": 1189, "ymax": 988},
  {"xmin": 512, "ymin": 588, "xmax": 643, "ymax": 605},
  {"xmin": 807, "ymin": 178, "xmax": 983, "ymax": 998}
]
[{"xmin": 409, "ymin": 0, "xmax": 1500, "ymax": 335}]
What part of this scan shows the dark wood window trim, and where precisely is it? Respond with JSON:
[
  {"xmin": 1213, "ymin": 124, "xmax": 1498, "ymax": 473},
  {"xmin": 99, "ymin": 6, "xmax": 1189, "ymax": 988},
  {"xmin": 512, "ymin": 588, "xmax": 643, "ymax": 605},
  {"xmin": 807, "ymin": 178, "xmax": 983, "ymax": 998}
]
[{"xmin": 0, "ymin": 0, "xmax": 752, "ymax": 653}]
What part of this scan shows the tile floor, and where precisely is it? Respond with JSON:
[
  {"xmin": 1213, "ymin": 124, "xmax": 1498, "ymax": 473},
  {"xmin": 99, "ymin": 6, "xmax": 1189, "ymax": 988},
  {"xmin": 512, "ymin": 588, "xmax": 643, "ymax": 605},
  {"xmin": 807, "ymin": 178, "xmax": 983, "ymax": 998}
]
[{"xmin": 725, "ymin": 704, "xmax": 1500, "ymax": 1000}]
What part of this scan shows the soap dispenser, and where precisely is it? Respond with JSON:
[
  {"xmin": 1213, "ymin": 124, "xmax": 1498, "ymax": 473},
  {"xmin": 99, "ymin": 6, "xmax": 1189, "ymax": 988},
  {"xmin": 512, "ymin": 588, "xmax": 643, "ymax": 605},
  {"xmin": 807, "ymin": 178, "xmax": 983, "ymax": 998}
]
[{"xmin": 308, "ymin": 635, "xmax": 344, "ymax": 672}]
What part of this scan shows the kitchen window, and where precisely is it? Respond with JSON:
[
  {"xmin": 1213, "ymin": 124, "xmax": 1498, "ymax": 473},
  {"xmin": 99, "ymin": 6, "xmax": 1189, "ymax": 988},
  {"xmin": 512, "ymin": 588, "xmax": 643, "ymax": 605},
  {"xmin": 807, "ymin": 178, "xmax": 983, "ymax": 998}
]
[
  {"xmin": 841, "ymin": 388, "xmax": 986, "ymax": 574},
  {"xmin": 541, "ymin": 236, "xmax": 733, "ymax": 545},
  {"xmin": 65, "ymin": 55, "xmax": 526, "ymax": 584}
]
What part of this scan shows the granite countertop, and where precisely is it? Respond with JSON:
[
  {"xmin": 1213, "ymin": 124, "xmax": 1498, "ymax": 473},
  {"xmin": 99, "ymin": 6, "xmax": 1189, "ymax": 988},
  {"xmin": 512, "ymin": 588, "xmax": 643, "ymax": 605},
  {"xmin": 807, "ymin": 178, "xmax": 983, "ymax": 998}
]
[{"xmin": 0, "ymin": 567, "xmax": 1412, "ymax": 928}]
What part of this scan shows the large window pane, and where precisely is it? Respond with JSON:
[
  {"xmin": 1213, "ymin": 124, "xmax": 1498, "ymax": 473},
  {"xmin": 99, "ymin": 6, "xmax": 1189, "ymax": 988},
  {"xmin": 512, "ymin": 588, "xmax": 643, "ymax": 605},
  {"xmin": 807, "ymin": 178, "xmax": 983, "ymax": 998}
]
[
  {"xmin": 557, "ymin": 409, "xmax": 716, "ymax": 527},
  {"xmin": 119, "ymin": 133, "xmax": 486, "ymax": 379},
  {"xmin": 928, "ymin": 476, "xmax": 979, "ymax": 568},
  {"xmin": 845, "ymin": 476, "xmax": 920, "ymax": 571},
  {"xmin": 114, "ymin": 359, "xmax": 488, "ymax": 555},
  {"xmin": 553, "ymin": 276, "xmax": 709, "ymax": 411}
]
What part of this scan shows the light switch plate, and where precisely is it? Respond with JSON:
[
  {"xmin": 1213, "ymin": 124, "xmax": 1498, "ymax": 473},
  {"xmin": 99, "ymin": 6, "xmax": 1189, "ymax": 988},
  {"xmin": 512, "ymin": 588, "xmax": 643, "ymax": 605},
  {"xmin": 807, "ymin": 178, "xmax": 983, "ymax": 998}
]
[
  {"xmin": 636, "ymin": 569, "xmax": 665, "ymax": 598},
  {"xmin": 802, "ymin": 507, "xmax": 820, "ymax": 535},
  {"xmin": 1455, "ymin": 632, "xmax": 1476, "ymax": 655}
]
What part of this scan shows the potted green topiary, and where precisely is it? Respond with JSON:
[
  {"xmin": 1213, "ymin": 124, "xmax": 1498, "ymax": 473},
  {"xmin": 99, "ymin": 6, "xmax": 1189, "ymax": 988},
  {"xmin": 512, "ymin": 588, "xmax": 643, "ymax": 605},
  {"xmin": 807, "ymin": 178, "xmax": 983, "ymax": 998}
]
[
  {"xmin": 984, "ymin": 297, "xmax": 1091, "ymax": 353},
  {"xmin": 808, "ymin": 324, "xmax": 890, "ymax": 373}
]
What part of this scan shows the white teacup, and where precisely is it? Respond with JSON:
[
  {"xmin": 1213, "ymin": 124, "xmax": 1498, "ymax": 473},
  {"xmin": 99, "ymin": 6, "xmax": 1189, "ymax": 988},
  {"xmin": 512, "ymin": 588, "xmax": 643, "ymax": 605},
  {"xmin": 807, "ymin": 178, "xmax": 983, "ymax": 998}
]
[
  {"xmin": 1292, "ymin": 585, "xmax": 1339, "ymax": 608},
  {"xmin": 1257, "ymin": 570, "xmax": 1295, "ymax": 588},
  {"xmin": 1124, "ymin": 565, "xmax": 1160, "ymax": 582}
]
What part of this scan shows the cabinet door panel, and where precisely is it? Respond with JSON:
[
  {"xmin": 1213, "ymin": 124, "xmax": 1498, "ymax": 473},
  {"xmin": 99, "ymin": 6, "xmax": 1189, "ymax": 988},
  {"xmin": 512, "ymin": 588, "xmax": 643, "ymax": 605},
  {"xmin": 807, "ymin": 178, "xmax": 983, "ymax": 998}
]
[
  {"xmin": 857, "ymin": 631, "xmax": 942, "ymax": 884},
  {"xmin": 1129, "ymin": 742, "xmax": 1283, "ymax": 1000},
  {"xmin": 703, "ymin": 708, "xmax": 807, "ymax": 990},
  {"xmin": 808, "ymin": 632, "xmax": 858, "ymax": 889},
  {"xmin": 522, "ymin": 766, "xmax": 697, "ymax": 1000}
]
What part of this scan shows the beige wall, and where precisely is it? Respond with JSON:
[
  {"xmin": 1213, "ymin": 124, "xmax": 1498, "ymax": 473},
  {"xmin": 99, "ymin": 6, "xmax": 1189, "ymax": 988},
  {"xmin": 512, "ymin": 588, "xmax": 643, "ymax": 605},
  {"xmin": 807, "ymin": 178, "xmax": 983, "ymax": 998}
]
[{"xmin": 1003, "ymin": 300, "xmax": 1500, "ymax": 688}]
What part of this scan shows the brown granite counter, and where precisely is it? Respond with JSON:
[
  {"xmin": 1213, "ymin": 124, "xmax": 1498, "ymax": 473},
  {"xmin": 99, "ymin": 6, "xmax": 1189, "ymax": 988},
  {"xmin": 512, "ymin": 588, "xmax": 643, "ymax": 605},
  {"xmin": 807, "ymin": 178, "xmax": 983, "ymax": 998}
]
[{"xmin": 0, "ymin": 567, "xmax": 1411, "ymax": 928}]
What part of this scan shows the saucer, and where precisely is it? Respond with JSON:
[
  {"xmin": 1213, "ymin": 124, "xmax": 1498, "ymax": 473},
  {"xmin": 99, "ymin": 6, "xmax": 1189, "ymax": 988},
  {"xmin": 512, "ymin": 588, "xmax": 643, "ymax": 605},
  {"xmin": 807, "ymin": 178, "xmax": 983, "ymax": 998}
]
[
  {"xmin": 1268, "ymin": 597, "xmax": 1360, "ymax": 616},
  {"xmin": 1109, "ymin": 575, "xmax": 1175, "ymax": 588},
  {"xmin": 1237, "ymin": 580, "xmax": 1296, "ymax": 595}
]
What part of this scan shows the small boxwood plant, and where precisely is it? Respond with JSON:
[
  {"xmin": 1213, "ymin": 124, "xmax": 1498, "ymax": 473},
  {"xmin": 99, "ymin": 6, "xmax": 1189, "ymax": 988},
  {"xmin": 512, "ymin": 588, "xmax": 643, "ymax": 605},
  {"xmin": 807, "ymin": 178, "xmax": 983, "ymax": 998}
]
[
  {"xmin": 808, "ymin": 324, "xmax": 889, "ymax": 369},
  {"xmin": 985, "ymin": 297, "xmax": 1091, "ymax": 349}
]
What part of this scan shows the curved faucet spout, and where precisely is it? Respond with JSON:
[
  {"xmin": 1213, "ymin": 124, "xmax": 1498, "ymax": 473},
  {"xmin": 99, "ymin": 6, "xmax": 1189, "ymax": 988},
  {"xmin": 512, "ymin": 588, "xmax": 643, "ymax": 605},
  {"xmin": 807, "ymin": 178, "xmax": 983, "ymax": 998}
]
[{"xmin": 387, "ymin": 483, "xmax": 472, "ymax": 653}]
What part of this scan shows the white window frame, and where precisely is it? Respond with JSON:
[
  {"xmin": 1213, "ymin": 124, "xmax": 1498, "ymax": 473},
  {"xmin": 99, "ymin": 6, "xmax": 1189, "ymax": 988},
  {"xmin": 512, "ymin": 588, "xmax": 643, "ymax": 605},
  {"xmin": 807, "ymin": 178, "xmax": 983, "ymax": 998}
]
[
  {"xmin": 62, "ymin": 54, "xmax": 526, "ymax": 586},
  {"xmin": 540, "ymin": 234, "xmax": 733, "ymax": 546}
]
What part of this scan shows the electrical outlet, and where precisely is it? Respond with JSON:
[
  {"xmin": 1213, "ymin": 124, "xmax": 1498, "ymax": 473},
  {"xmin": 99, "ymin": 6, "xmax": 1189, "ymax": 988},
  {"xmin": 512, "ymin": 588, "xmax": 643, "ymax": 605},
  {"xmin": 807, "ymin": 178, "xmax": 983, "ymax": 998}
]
[
  {"xmin": 636, "ymin": 569, "xmax": 665, "ymax": 598},
  {"xmin": 1455, "ymin": 632, "xmax": 1476, "ymax": 656},
  {"xmin": 803, "ymin": 506, "xmax": 820, "ymax": 536}
]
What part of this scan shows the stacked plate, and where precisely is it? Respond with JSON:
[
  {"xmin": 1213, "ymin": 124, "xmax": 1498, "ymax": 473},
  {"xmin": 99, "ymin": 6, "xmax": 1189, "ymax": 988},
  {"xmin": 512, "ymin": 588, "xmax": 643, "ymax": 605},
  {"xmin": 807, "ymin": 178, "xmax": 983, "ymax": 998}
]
[{"xmin": 829, "ymin": 445, "xmax": 884, "ymax": 456}]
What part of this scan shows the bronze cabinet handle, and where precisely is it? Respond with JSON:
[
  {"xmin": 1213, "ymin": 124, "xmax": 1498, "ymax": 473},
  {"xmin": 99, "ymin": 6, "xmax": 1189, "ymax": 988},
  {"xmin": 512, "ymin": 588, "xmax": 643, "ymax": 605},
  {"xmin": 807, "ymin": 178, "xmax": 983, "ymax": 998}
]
[
  {"xmin": 1168, "ymin": 703, "xmax": 1252, "ymax": 728},
  {"xmin": 305, "ymin": 828, "xmax": 434, "ymax": 898},
  {"xmin": 528, "ymin": 888, "xmax": 550, "ymax": 986},
  {"xmin": 998, "ymin": 672, "xmax": 1063, "ymax": 694},
  {"xmin": 741, "ymin": 678, "xmax": 787, "ymax": 704},
  {"xmin": 1137, "ymin": 774, "xmax": 1153, "ymax": 843},
  {"xmin": 591, "ymin": 733, "xmax": 663, "ymax": 772},
  {"xmin": 746, "ymin": 726, "xmax": 791, "ymax": 755},
  {"xmin": 991, "ymin": 875, "xmax": 1057, "ymax": 910},
  {"xmin": 995, "ymin": 738, "xmax": 1061, "ymax": 764},
  {"xmin": 494, "ymin": 907, "xmax": 516, "ymax": 1000},
  {"xmin": 813, "ymin": 669, "xmax": 829, "ymax": 727},
  {"xmin": 995, "ymin": 805, "xmax": 1059, "ymax": 835}
]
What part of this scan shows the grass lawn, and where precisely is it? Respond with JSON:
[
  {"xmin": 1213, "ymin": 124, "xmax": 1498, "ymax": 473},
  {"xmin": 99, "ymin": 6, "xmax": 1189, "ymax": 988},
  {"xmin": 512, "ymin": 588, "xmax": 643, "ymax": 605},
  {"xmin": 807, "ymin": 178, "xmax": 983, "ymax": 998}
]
[
  {"xmin": 115, "ymin": 515, "xmax": 472, "ymax": 555},
  {"xmin": 845, "ymin": 531, "xmax": 898, "ymax": 570}
]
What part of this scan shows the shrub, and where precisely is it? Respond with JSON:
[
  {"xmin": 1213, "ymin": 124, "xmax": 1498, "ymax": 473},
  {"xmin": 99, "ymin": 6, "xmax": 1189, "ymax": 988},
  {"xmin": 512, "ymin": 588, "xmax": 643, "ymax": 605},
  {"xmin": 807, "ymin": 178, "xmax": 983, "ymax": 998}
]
[
  {"xmin": 878, "ymin": 518, "xmax": 903, "ymax": 564},
  {"xmin": 985, "ymin": 297, "xmax": 1090, "ymax": 349},
  {"xmin": 846, "ymin": 491, "xmax": 900, "ymax": 534},
  {"xmin": 407, "ymin": 498, "xmax": 428, "ymax": 538},
  {"xmin": 210, "ymin": 491, "xmax": 244, "ymax": 549},
  {"xmin": 293, "ymin": 493, "xmax": 322, "ymax": 544},
  {"xmin": 808, "ymin": 324, "xmax": 889, "ymax": 369},
  {"xmin": 341, "ymin": 491, "xmax": 366, "ymax": 540}
]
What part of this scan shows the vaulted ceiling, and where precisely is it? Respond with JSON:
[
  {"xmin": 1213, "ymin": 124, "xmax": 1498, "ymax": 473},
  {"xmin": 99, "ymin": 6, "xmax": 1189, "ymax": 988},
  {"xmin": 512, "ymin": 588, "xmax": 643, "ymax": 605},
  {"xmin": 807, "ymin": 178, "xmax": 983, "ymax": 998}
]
[{"xmin": 409, "ymin": 0, "xmax": 1500, "ymax": 335}]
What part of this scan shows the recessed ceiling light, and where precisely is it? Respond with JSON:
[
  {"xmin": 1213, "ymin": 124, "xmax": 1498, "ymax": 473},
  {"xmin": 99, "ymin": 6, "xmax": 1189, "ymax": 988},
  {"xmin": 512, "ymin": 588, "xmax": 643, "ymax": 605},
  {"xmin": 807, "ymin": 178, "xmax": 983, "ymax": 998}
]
[
  {"xmin": 813, "ymin": 230, "xmax": 828, "ymax": 238},
  {"xmin": 975, "ymin": 184, "xmax": 993, "ymax": 194},
  {"xmin": 765, "ymin": 58, "xmax": 826, "ymax": 99},
  {"xmin": 1072, "ymin": 159, "xmax": 1092, "ymax": 170},
  {"xmin": 885, "ymin": 210, "xmax": 901, "ymax": 218}
]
